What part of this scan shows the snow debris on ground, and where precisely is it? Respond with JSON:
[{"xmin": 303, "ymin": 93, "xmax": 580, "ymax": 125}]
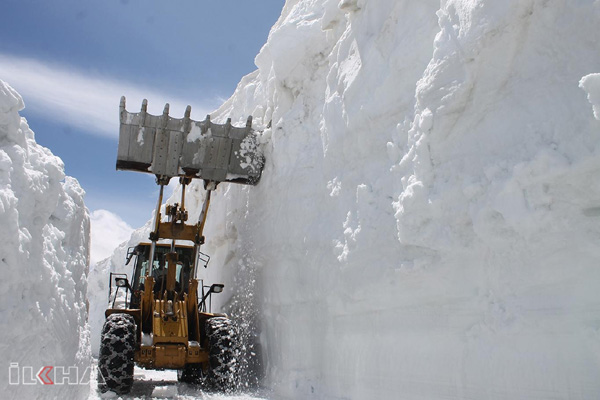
[
  {"xmin": 0, "ymin": 79, "xmax": 90, "ymax": 399},
  {"xmin": 91, "ymin": 0, "xmax": 600, "ymax": 399},
  {"xmin": 87, "ymin": 363, "xmax": 271, "ymax": 400}
]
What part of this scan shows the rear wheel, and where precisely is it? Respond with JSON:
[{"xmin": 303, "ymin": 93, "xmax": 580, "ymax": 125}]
[
  {"xmin": 98, "ymin": 313, "xmax": 136, "ymax": 395},
  {"xmin": 205, "ymin": 317, "xmax": 241, "ymax": 392}
]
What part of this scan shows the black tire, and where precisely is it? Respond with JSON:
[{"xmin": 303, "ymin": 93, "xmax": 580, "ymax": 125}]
[
  {"xmin": 205, "ymin": 317, "xmax": 241, "ymax": 392},
  {"xmin": 98, "ymin": 313, "xmax": 136, "ymax": 395}
]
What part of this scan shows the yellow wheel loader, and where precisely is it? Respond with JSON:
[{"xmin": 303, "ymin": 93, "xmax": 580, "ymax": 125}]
[{"xmin": 98, "ymin": 98, "xmax": 264, "ymax": 395}]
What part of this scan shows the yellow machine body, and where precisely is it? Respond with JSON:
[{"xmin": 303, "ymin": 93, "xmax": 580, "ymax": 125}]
[
  {"xmin": 99, "ymin": 100, "xmax": 264, "ymax": 395},
  {"xmin": 105, "ymin": 242, "xmax": 221, "ymax": 371}
]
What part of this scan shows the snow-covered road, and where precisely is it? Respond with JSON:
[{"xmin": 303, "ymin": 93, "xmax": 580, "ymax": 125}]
[{"xmin": 88, "ymin": 362, "xmax": 271, "ymax": 400}]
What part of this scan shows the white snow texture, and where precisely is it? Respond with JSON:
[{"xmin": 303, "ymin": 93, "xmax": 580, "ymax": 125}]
[
  {"xmin": 95, "ymin": 0, "xmax": 600, "ymax": 399},
  {"xmin": 0, "ymin": 80, "xmax": 90, "ymax": 399}
]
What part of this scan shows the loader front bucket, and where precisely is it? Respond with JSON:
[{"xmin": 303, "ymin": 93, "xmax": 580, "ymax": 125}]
[{"xmin": 117, "ymin": 97, "xmax": 264, "ymax": 184}]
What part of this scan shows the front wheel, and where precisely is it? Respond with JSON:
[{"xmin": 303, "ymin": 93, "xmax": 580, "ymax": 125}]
[
  {"xmin": 205, "ymin": 317, "xmax": 241, "ymax": 392},
  {"xmin": 97, "ymin": 313, "xmax": 136, "ymax": 395}
]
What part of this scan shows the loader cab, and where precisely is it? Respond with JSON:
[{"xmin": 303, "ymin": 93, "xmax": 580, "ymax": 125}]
[{"xmin": 128, "ymin": 243, "xmax": 195, "ymax": 308}]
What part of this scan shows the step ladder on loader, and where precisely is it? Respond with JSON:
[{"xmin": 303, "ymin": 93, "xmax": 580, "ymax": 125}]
[{"xmin": 98, "ymin": 97, "xmax": 264, "ymax": 395}]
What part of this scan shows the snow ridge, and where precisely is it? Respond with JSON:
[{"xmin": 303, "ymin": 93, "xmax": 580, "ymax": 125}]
[{"xmin": 0, "ymin": 80, "xmax": 90, "ymax": 399}]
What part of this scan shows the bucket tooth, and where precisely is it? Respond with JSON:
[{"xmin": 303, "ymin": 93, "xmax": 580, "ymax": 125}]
[{"xmin": 119, "ymin": 96, "xmax": 127, "ymax": 124}]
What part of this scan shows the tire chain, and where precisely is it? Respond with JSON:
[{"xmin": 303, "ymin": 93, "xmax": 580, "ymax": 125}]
[
  {"xmin": 98, "ymin": 314, "xmax": 136, "ymax": 395},
  {"xmin": 205, "ymin": 317, "xmax": 242, "ymax": 392}
]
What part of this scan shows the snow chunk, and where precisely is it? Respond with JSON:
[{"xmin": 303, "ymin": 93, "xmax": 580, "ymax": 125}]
[
  {"xmin": 151, "ymin": 386, "xmax": 178, "ymax": 397},
  {"xmin": 142, "ymin": 332, "xmax": 154, "ymax": 346},
  {"xmin": 580, "ymin": 73, "xmax": 600, "ymax": 120}
]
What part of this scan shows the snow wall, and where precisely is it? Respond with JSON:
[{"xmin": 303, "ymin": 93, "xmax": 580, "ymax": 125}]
[
  {"xmin": 0, "ymin": 80, "xmax": 90, "ymax": 399},
  {"xmin": 92, "ymin": 0, "xmax": 600, "ymax": 399}
]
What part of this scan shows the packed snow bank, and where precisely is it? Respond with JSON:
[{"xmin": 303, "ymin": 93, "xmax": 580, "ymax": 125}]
[
  {"xmin": 0, "ymin": 80, "xmax": 90, "ymax": 399},
  {"xmin": 208, "ymin": 0, "xmax": 600, "ymax": 399},
  {"xmin": 92, "ymin": 0, "xmax": 600, "ymax": 398}
]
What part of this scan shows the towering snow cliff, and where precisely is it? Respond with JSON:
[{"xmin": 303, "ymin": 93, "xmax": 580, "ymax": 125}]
[
  {"xmin": 0, "ymin": 80, "xmax": 90, "ymax": 399},
  {"xmin": 94, "ymin": 0, "xmax": 600, "ymax": 398},
  {"xmin": 214, "ymin": 0, "xmax": 600, "ymax": 398}
]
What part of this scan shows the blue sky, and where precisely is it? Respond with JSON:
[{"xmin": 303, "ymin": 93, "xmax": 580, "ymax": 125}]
[{"xmin": 0, "ymin": 0, "xmax": 284, "ymax": 230}]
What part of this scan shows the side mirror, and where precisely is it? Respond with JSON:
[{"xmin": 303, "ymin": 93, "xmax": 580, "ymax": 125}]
[
  {"xmin": 210, "ymin": 283, "xmax": 224, "ymax": 294},
  {"xmin": 108, "ymin": 272, "xmax": 131, "ymax": 309},
  {"xmin": 199, "ymin": 283, "xmax": 225, "ymax": 313}
]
